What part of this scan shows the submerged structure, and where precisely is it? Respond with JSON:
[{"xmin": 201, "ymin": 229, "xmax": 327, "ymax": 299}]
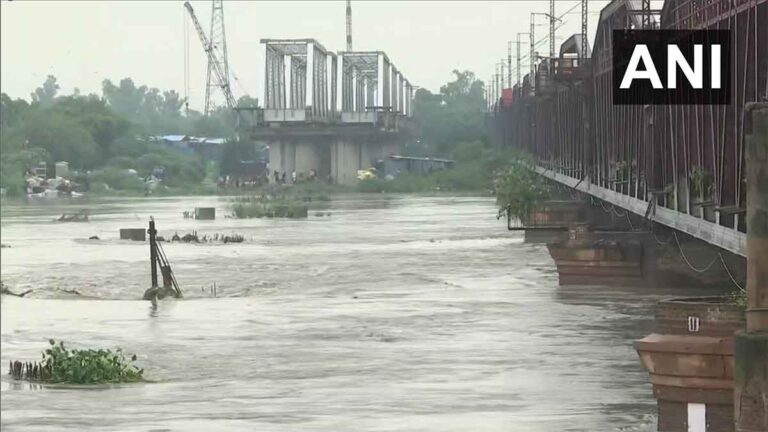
[{"xmin": 142, "ymin": 219, "xmax": 183, "ymax": 301}]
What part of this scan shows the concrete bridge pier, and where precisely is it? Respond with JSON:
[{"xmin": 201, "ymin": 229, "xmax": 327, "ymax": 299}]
[
  {"xmin": 330, "ymin": 139, "xmax": 363, "ymax": 185},
  {"xmin": 515, "ymin": 199, "xmax": 655, "ymax": 285},
  {"xmin": 264, "ymin": 134, "xmax": 403, "ymax": 185}
]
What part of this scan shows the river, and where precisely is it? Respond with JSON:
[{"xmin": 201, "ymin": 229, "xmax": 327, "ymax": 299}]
[{"xmin": 1, "ymin": 194, "xmax": 715, "ymax": 431}]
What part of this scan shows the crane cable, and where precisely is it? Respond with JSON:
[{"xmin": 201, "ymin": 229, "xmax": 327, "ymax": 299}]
[{"xmin": 183, "ymin": 6, "xmax": 190, "ymax": 115}]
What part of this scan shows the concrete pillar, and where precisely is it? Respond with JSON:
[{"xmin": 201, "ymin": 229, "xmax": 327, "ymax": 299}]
[
  {"xmin": 267, "ymin": 141, "xmax": 298, "ymax": 182},
  {"xmin": 331, "ymin": 139, "xmax": 361, "ymax": 185},
  {"xmin": 360, "ymin": 141, "xmax": 372, "ymax": 169},
  {"xmin": 268, "ymin": 142, "xmax": 282, "ymax": 182},
  {"xmin": 286, "ymin": 142, "xmax": 296, "ymax": 181},
  {"xmin": 295, "ymin": 142, "xmax": 322, "ymax": 177},
  {"xmin": 735, "ymin": 103, "xmax": 768, "ymax": 432}
]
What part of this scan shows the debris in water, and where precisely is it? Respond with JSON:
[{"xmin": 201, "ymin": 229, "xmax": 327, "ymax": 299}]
[
  {"xmin": 57, "ymin": 210, "xmax": 89, "ymax": 222},
  {"xmin": 1, "ymin": 282, "xmax": 32, "ymax": 297}
]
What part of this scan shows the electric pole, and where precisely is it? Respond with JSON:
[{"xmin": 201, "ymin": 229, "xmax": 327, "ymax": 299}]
[
  {"xmin": 516, "ymin": 32, "xmax": 529, "ymax": 94},
  {"xmin": 530, "ymin": 16, "xmax": 535, "ymax": 87},
  {"xmin": 500, "ymin": 60, "xmax": 505, "ymax": 91},
  {"xmin": 507, "ymin": 41, "xmax": 512, "ymax": 88},
  {"xmin": 550, "ymin": 0, "xmax": 556, "ymax": 59},
  {"xmin": 346, "ymin": 0, "xmax": 353, "ymax": 51},
  {"xmin": 581, "ymin": 0, "xmax": 588, "ymax": 59}
]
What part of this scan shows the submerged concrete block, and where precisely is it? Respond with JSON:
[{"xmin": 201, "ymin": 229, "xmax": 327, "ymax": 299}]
[
  {"xmin": 119, "ymin": 228, "xmax": 146, "ymax": 241},
  {"xmin": 195, "ymin": 207, "xmax": 216, "ymax": 220}
]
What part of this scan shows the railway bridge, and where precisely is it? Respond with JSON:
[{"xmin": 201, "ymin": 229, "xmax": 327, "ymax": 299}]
[
  {"xmin": 490, "ymin": 0, "xmax": 766, "ymax": 258},
  {"xmin": 488, "ymin": 1, "xmax": 767, "ymax": 430}
]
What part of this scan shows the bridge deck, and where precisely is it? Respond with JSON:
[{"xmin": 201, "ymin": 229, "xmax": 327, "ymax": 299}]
[{"xmin": 535, "ymin": 167, "xmax": 747, "ymax": 257}]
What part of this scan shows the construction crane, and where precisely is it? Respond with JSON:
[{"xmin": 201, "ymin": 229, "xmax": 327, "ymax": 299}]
[{"xmin": 184, "ymin": 1, "xmax": 236, "ymax": 115}]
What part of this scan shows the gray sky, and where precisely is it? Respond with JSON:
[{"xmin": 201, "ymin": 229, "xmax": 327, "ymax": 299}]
[{"xmin": 1, "ymin": 0, "xmax": 609, "ymax": 111}]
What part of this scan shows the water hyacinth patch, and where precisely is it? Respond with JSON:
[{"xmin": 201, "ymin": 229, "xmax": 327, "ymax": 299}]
[{"xmin": 8, "ymin": 339, "xmax": 144, "ymax": 384}]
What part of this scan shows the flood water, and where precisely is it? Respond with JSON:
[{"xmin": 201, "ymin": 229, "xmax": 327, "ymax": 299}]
[{"xmin": 0, "ymin": 194, "xmax": 716, "ymax": 431}]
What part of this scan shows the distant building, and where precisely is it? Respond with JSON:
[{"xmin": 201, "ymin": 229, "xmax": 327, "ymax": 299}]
[
  {"xmin": 377, "ymin": 155, "xmax": 455, "ymax": 178},
  {"xmin": 188, "ymin": 137, "xmax": 226, "ymax": 160},
  {"xmin": 55, "ymin": 161, "xmax": 70, "ymax": 178}
]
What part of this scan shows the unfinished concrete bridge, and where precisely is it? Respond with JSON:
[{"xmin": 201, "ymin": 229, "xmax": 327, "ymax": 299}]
[{"xmin": 245, "ymin": 39, "xmax": 415, "ymax": 185}]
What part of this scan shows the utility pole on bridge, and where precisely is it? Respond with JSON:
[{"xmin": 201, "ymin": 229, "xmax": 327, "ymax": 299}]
[
  {"xmin": 507, "ymin": 41, "xmax": 512, "ymax": 89},
  {"xmin": 530, "ymin": 16, "xmax": 535, "ymax": 88},
  {"xmin": 515, "ymin": 32, "xmax": 529, "ymax": 96},
  {"xmin": 550, "ymin": 0, "xmax": 556, "ymax": 60},
  {"xmin": 500, "ymin": 59, "xmax": 505, "ymax": 91},
  {"xmin": 581, "ymin": 0, "xmax": 588, "ymax": 60},
  {"xmin": 346, "ymin": 0, "xmax": 353, "ymax": 51}
]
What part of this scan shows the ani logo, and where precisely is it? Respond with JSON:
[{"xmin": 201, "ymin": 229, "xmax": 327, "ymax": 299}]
[{"xmin": 612, "ymin": 30, "xmax": 731, "ymax": 105}]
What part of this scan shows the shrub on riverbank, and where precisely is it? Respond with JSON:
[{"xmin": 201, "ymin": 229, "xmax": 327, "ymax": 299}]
[
  {"xmin": 494, "ymin": 153, "xmax": 552, "ymax": 221},
  {"xmin": 230, "ymin": 196, "xmax": 309, "ymax": 219},
  {"xmin": 8, "ymin": 339, "xmax": 144, "ymax": 384}
]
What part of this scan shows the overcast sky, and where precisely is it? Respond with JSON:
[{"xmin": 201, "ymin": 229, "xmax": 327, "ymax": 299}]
[{"xmin": 1, "ymin": 0, "xmax": 609, "ymax": 111}]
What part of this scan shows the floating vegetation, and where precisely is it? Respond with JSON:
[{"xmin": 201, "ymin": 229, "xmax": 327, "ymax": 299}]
[
  {"xmin": 1, "ymin": 282, "xmax": 32, "ymax": 297},
  {"xmin": 8, "ymin": 339, "xmax": 144, "ymax": 384},
  {"xmin": 230, "ymin": 196, "xmax": 309, "ymax": 219},
  {"xmin": 169, "ymin": 232, "xmax": 246, "ymax": 244},
  {"xmin": 57, "ymin": 210, "xmax": 89, "ymax": 222}
]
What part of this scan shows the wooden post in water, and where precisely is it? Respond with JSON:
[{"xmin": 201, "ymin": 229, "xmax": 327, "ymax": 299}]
[{"xmin": 148, "ymin": 219, "xmax": 158, "ymax": 288}]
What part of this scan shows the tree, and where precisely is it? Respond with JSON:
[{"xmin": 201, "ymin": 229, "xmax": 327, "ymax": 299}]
[
  {"xmin": 236, "ymin": 95, "xmax": 259, "ymax": 108},
  {"xmin": 412, "ymin": 70, "xmax": 487, "ymax": 157},
  {"xmin": 51, "ymin": 95, "xmax": 133, "ymax": 159},
  {"xmin": 31, "ymin": 75, "xmax": 60, "ymax": 107},
  {"xmin": 1, "ymin": 93, "xmax": 31, "ymax": 130},
  {"xmin": 219, "ymin": 140, "xmax": 258, "ymax": 176},
  {"xmin": 102, "ymin": 78, "xmax": 147, "ymax": 119},
  {"xmin": 161, "ymin": 90, "xmax": 184, "ymax": 117},
  {"xmin": 21, "ymin": 110, "xmax": 101, "ymax": 168}
]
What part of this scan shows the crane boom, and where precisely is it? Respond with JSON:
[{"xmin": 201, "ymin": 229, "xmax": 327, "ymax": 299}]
[{"xmin": 184, "ymin": 1, "xmax": 236, "ymax": 112}]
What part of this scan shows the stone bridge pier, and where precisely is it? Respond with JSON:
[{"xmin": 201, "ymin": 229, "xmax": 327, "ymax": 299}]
[{"xmin": 255, "ymin": 127, "xmax": 407, "ymax": 185}]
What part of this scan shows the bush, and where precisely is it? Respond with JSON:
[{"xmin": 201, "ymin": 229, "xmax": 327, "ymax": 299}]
[
  {"xmin": 495, "ymin": 153, "xmax": 551, "ymax": 221},
  {"xmin": 8, "ymin": 339, "xmax": 144, "ymax": 384},
  {"xmin": 91, "ymin": 167, "xmax": 145, "ymax": 192},
  {"xmin": 231, "ymin": 196, "xmax": 308, "ymax": 218}
]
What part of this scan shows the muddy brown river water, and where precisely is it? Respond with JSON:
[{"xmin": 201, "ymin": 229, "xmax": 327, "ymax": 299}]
[{"xmin": 0, "ymin": 194, "xmax": 720, "ymax": 431}]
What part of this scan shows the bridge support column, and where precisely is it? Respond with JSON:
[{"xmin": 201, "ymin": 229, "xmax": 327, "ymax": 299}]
[
  {"xmin": 331, "ymin": 139, "xmax": 363, "ymax": 185},
  {"xmin": 295, "ymin": 141, "xmax": 322, "ymax": 179},
  {"xmin": 518, "ymin": 200, "xmax": 587, "ymax": 244},
  {"xmin": 267, "ymin": 141, "xmax": 297, "ymax": 182},
  {"xmin": 546, "ymin": 223, "xmax": 647, "ymax": 286},
  {"xmin": 735, "ymin": 104, "xmax": 768, "ymax": 432}
]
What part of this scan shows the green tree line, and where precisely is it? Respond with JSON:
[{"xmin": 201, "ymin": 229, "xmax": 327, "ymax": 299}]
[{"xmin": 0, "ymin": 75, "xmax": 252, "ymax": 196}]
